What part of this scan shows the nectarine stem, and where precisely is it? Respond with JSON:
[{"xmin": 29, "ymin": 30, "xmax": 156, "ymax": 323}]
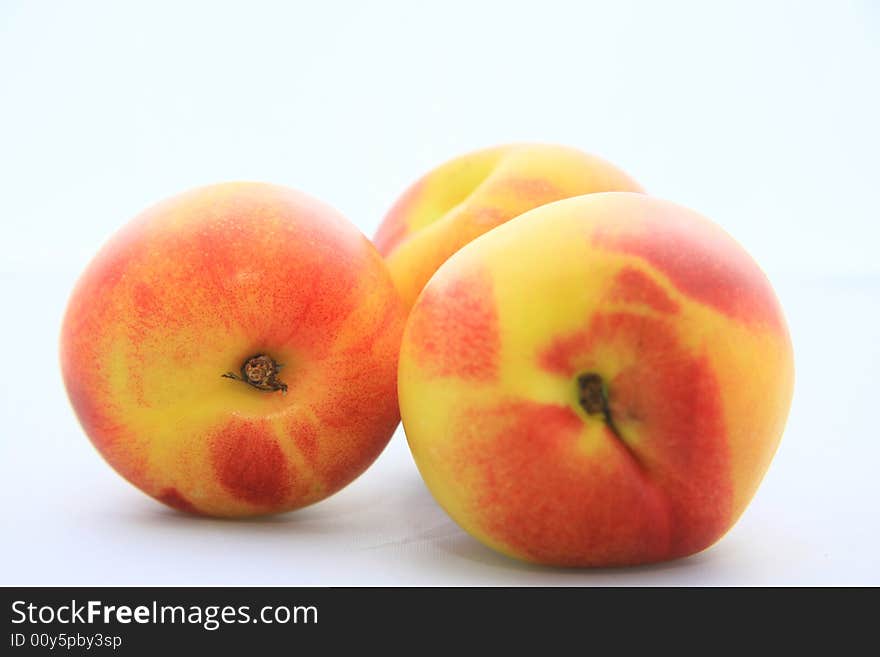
[
  {"xmin": 577, "ymin": 373, "xmax": 621, "ymax": 438},
  {"xmin": 222, "ymin": 354, "xmax": 288, "ymax": 394}
]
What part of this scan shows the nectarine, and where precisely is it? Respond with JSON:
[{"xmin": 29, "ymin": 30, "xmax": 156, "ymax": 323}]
[
  {"xmin": 398, "ymin": 192, "xmax": 794, "ymax": 566},
  {"xmin": 61, "ymin": 183, "xmax": 405, "ymax": 517},
  {"xmin": 374, "ymin": 143, "xmax": 643, "ymax": 309}
]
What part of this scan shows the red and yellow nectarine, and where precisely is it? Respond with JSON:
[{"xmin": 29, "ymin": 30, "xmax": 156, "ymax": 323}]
[
  {"xmin": 61, "ymin": 182, "xmax": 405, "ymax": 517},
  {"xmin": 374, "ymin": 143, "xmax": 643, "ymax": 309},
  {"xmin": 398, "ymin": 192, "xmax": 794, "ymax": 566}
]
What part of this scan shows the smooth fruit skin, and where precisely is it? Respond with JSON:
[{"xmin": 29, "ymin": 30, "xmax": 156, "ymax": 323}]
[
  {"xmin": 399, "ymin": 192, "xmax": 794, "ymax": 566},
  {"xmin": 374, "ymin": 143, "xmax": 643, "ymax": 309},
  {"xmin": 61, "ymin": 182, "xmax": 406, "ymax": 517}
]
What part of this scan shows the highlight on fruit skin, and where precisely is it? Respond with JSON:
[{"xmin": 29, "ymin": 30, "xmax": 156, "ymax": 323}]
[
  {"xmin": 373, "ymin": 142, "xmax": 644, "ymax": 310},
  {"xmin": 60, "ymin": 182, "xmax": 407, "ymax": 517},
  {"xmin": 398, "ymin": 191, "xmax": 795, "ymax": 567}
]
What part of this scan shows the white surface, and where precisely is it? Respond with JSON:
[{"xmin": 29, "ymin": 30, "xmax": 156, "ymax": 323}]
[{"xmin": 1, "ymin": 1, "xmax": 878, "ymax": 585}]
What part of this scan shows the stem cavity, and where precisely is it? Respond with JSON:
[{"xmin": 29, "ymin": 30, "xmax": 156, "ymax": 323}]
[
  {"xmin": 222, "ymin": 354, "xmax": 288, "ymax": 394},
  {"xmin": 577, "ymin": 372, "xmax": 621, "ymax": 438}
]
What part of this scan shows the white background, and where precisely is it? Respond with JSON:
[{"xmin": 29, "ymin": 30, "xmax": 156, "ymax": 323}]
[{"xmin": 1, "ymin": 0, "xmax": 878, "ymax": 585}]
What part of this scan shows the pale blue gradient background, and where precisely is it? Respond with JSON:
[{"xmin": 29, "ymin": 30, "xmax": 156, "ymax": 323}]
[{"xmin": 1, "ymin": 0, "xmax": 877, "ymax": 584}]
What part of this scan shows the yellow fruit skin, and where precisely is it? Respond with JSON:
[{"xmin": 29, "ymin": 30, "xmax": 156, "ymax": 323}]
[
  {"xmin": 374, "ymin": 143, "xmax": 644, "ymax": 309},
  {"xmin": 399, "ymin": 192, "xmax": 794, "ymax": 566}
]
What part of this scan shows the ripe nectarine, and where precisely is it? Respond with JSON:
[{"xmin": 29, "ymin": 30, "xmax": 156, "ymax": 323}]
[
  {"xmin": 374, "ymin": 143, "xmax": 643, "ymax": 309},
  {"xmin": 398, "ymin": 192, "xmax": 794, "ymax": 566},
  {"xmin": 61, "ymin": 182, "xmax": 406, "ymax": 517}
]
